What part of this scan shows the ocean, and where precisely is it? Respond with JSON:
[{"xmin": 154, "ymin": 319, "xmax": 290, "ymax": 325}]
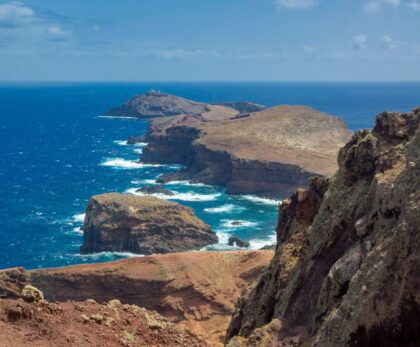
[{"xmin": 0, "ymin": 82, "xmax": 419, "ymax": 269}]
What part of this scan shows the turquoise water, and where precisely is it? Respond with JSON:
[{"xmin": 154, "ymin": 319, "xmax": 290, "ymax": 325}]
[{"xmin": 0, "ymin": 82, "xmax": 419, "ymax": 269}]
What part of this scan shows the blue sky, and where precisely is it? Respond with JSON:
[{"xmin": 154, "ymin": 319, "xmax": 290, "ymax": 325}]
[{"xmin": 0, "ymin": 0, "xmax": 419, "ymax": 81}]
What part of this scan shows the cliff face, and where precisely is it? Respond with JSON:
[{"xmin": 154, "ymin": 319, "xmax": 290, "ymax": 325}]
[
  {"xmin": 29, "ymin": 250, "xmax": 273, "ymax": 346},
  {"xmin": 225, "ymin": 108, "xmax": 420, "ymax": 346},
  {"xmin": 143, "ymin": 105, "xmax": 352, "ymax": 197},
  {"xmin": 80, "ymin": 193, "xmax": 217, "ymax": 255}
]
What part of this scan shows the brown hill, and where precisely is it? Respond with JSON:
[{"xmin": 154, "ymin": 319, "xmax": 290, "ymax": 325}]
[
  {"xmin": 142, "ymin": 105, "xmax": 352, "ymax": 197},
  {"xmin": 27, "ymin": 250, "xmax": 273, "ymax": 346}
]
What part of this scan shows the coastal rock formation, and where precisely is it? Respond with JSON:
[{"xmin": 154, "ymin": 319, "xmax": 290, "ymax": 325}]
[
  {"xmin": 28, "ymin": 250, "xmax": 273, "ymax": 346},
  {"xmin": 104, "ymin": 90, "xmax": 266, "ymax": 119},
  {"xmin": 228, "ymin": 236, "xmax": 250, "ymax": 248},
  {"xmin": 104, "ymin": 90, "xmax": 210, "ymax": 118},
  {"xmin": 143, "ymin": 105, "xmax": 352, "ymax": 197},
  {"xmin": 0, "ymin": 272, "xmax": 206, "ymax": 346},
  {"xmin": 80, "ymin": 193, "xmax": 217, "ymax": 255},
  {"xmin": 225, "ymin": 108, "xmax": 420, "ymax": 346}
]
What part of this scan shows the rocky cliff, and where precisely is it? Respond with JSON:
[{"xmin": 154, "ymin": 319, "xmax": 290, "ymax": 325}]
[
  {"xmin": 142, "ymin": 105, "xmax": 352, "ymax": 197},
  {"xmin": 104, "ymin": 90, "xmax": 265, "ymax": 119},
  {"xmin": 225, "ymin": 108, "xmax": 420, "ymax": 346},
  {"xmin": 0, "ymin": 268, "xmax": 206, "ymax": 347},
  {"xmin": 80, "ymin": 193, "xmax": 217, "ymax": 255},
  {"xmin": 0, "ymin": 251, "xmax": 273, "ymax": 346}
]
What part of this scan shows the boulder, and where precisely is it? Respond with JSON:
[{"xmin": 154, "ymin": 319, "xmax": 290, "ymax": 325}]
[
  {"xmin": 21, "ymin": 285, "xmax": 43, "ymax": 303},
  {"xmin": 228, "ymin": 236, "xmax": 250, "ymax": 248},
  {"xmin": 80, "ymin": 193, "xmax": 217, "ymax": 255},
  {"xmin": 136, "ymin": 185, "xmax": 174, "ymax": 196}
]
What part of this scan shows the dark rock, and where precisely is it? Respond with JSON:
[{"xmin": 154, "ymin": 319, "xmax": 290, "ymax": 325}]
[
  {"xmin": 80, "ymin": 193, "xmax": 218, "ymax": 255},
  {"xmin": 225, "ymin": 108, "xmax": 420, "ymax": 347},
  {"xmin": 136, "ymin": 185, "xmax": 174, "ymax": 196},
  {"xmin": 103, "ymin": 90, "xmax": 210, "ymax": 119},
  {"xmin": 127, "ymin": 135, "xmax": 145, "ymax": 145},
  {"xmin": 228, "ymin": 237, "xmax": 250, "ymax": 248}
]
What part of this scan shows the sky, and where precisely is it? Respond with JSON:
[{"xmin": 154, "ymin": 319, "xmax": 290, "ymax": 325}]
[{"xmin": 0, "ymin": 0, "xmax": 419, "ymax": 81}]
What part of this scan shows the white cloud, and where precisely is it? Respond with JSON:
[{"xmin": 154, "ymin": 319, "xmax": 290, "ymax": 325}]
[
  {"xmin": 380, "ymin": 35, "xmax": 400, "ymax": 49},
  {"xmin": 0, "ymin": 1, "xmax": 34, "ymax": 27},
  {"xmin": 0, "ymin": 2, "xmax": 71, "ymax": 43},
  {"xmin": 352, "ymin": 35, "xmax": 368, "ymax": 50},
  {"xmin": 406, "ymin": 1, "xmax": 420, "ymax": 11},
  {"xmin": 363, "ymin": 0, "xmax": 401, "ymax": 13},
  {"xmin": 275, "ymin": 0, "xmax": 320, "ymax": 10}
]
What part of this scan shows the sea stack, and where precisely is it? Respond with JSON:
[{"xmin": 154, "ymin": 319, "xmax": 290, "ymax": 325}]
[{"xmin": 80, "ymin": 193, "xmax": 218, "ymax": 255}]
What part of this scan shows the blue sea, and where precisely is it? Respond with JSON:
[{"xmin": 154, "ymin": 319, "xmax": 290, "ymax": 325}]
[{"xmin": 0, "ymin": 82, "xmax": 419, "ymax": 270}]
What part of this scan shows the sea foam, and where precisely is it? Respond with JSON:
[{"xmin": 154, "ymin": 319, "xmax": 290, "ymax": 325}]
[
  {"xmin": 100, "ymin": 158, "xmax": 161, "ymax": 169},
  {"xmin": 221, "ymin": 219, "xmax": 258, "ymax": 229},
  {"xmin": 72, "ymin": 213, "xmax": 86, "ymax": 223},
  {"xmin": 113, "ymin": 140, "xmax": 128, "ymax": 146},
  {"xmin": 98, "ymin": 115, "xmax": 138, "ymax": 120},
  {"xmin": 126, "ymin": 188, "xmax": 221, "ymax": 202},
  {"xmin": 204, "ymin": 204, "xmax": 239, "ymax": 214},
  {"xmin": 239, "ymin": 195, "xmax": 282, "ymax": 206}
]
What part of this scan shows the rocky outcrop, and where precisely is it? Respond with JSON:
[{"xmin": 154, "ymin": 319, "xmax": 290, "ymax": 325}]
[
  {"xmin": 0, "ymin": 289, "xmax": 205, "ymax": 346},
  {"xmin": 143, "ymin": 105, "xmax": 352, "ymax": 197},
  {"xmin": 104, "ymin": 90, "xmax": 210, "ymax": 118},
  {"xmin": 228, "ymin": 236, "xmax": 250, "ymax": 248},
  {"xmin": 26, "ymin": 250, "xmax": 273, "ymax": 346},
  {"xmin": 127, "ymin": 135, "xmax": 145, "ymax": 145},
  {"xmin": 225, "ymin": 108, "xmax": 420, "ymax": 346},
  {"xmin": 135, "ymin": 185, "xmax": 174, "ymax": 196},
  {"xmin": 80, "ymin": 193, "xmax": 217, "ymax": 255}
]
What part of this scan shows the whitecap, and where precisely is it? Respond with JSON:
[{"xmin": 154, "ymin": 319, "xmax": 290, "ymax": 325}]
[
  {"xmin": 100, "ymin": 158, "xmax": 162, "ymax": 169},
  {"xmin": 239, "ymin": 195, "xmax": 282, "ymax": 206},
  {"xmin": 113, "ymin": 140, "xmax": 128, "ymax": 146},
  {"xmin": 131, "ymin": 179, "xmax": 157, "ymax": 185},
  {"xmin": 221, "ymin": 219, "xmax": 258, "ymax": 228},
  {"xmin": 73, "ymin": 227, "xmax": 83, "ymax": 234},
  {"xmin": 204, "ymin": 204, "xmax": 238, "ymax": 213},
  {"xmin": 73, "ymin": 251, "xmax": 143, "ymax": 259},
  {"xmin": 248, "ymin": 233, "xmax": 277, "ymax": 250},
  {"xmin": 98, "ymin": 115, "xmax": 138, "ymax": 120},
  {"xmin": 133, "ymin": 148, "xmax": 143, "ymax": 154},
  {"xmin": 134, "ymin": 142, "xmax": 148, "ymax": 147},
  {"xmin": 72, "ymin": 213, "xmax": 86, "ymax": 223},
  {"xmin": 165, "ymin": 180, "xmax": 209, "ymax": 187},
  {"xmin": 126, "ymin": 188, "xmax": 221, "ymax": 202}
]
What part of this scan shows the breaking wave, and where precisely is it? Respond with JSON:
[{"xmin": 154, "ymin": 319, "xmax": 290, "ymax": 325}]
[
  {"xmin": 126, "ymin": 188, "xmax": 221, "ymax": 202},
  {"xmin": 100, "ymin": 158, "xmax": 162, "ymax": 169},
  {"xmin": 239, "ymin": 195, "xmax": 282, "ymax": 206}
]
